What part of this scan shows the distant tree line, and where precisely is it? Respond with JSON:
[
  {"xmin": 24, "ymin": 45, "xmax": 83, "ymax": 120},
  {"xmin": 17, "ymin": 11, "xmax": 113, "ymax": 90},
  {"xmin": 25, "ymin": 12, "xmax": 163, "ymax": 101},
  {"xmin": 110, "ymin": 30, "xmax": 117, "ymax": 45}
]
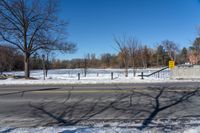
[{"xmin": 1, "ymin": 36, "xmax": 200, "ymax": 74}]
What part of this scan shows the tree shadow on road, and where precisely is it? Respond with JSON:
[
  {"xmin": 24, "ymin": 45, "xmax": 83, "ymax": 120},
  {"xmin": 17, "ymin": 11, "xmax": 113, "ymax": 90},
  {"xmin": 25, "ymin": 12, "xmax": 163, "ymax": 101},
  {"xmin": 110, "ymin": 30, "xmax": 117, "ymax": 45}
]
[
  {"xmin": 136, "ymin": 87, "xmax": 199, "ymax": 130},
  {"xmin": 26, "ymin": 86, "xmax": 200, "ymax": 131},
  {"xmin": 109, "ymin": 86, "xmax": 200, "ymax": 131},
  {"xmin": 28, "ymin": 90, "xmax": 131, "ymax": 126}
]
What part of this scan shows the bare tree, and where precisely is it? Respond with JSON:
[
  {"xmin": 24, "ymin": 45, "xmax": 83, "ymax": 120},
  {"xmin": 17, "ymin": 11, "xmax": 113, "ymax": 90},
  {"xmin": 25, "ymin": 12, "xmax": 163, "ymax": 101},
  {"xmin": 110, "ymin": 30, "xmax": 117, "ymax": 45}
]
[
  {"xmin": 156, "ymin": 45, "xmax": 166, "ymax": 66},
  {"xmin": 138, "ymin": 45, "xmax": 146, "ymax": 67},
  {"xmin": 161, "ymin": 40, "xmax": 179, "ymax": 61},
  {"xmin": 189, "ymin": 37, "xmax": 200, "ymax": 64},
  {"xmin": 127, "ymin": 37, "xmax": 139, "ymax": 77},
  {"xmin": 142, "ymin": 45, "xmax": 151, "ymax": 68},
  {"xmin": 114, "ymin": 36, "xmax": 129, "ymax": 77},
  {"xmin": 0, "ymin": 0, "xmax": 76, "ymax": 78},
  {"xmin": 42, "ymin": 49, "xmax": 52, "ymax": 78},
  {"xmin": 101, "ymin": 53, "xmax": 112, "ymax": 68},
  {"xmin": 83, "ymin": 54, "xmax": 90, "ymax": 77}
]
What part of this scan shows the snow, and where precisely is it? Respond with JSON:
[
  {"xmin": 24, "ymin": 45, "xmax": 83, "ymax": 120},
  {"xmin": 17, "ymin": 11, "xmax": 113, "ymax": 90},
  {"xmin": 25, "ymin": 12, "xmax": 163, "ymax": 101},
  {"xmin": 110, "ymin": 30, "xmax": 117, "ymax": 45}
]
[
  {"xmin": 0, "ymin": 126, "xmax": 165, "ymax": 133},
  {"xmin": 0, "ymin": 126, "xmax": 142, "ymax": 133},
  {"xmin": 1, "ymin": 125, "xmax": 200, "ymax": 133},
  {"xmin": 183, "ymin": 126, "xmax": 200, "ymax": 133},
  {"xmin": 0, "ymin": 68, "xmax": 199, "ymax": 85}
]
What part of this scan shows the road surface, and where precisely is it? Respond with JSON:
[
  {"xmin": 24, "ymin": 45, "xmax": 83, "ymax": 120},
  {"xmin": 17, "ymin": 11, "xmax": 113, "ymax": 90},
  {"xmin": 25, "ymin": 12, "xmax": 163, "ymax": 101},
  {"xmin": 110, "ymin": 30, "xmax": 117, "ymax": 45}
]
[{"xmin": 0, "ymin": 82, "xmax": 200, "ymax": 130}]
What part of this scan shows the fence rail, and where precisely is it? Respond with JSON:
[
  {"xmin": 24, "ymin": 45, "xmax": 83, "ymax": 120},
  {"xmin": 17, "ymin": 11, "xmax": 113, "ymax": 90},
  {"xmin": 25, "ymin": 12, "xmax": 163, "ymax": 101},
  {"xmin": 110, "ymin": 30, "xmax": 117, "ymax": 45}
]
[{"xmin": 138, "ymin": 66, "xmax": 170, "ymax": 79}]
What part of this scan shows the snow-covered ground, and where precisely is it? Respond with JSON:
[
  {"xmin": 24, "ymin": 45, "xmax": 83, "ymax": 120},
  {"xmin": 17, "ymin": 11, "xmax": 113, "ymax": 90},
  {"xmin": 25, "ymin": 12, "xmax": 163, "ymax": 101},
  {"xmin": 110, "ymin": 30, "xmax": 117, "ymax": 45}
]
[
  {"xmin": 3, "ymin": 68, "xmax": 170, "ymax": 79},
  {"xmin": 0, "ymin": 126, "xmax": 146, "ymax": 133},
  {"xmin": 0, "ymin": 68, "xmax": 199, "ymax": 85},
  {"xmin": 0, "ymin": 126, "xmax": 200, "ymax": 133}
]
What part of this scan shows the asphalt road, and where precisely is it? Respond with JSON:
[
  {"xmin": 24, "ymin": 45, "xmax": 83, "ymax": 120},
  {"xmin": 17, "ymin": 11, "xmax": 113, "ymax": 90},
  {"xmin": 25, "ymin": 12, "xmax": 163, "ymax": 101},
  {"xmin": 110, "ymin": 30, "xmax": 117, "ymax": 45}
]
[{"xmin": 0, "ymin": 82, "xmax": 200, "ymax": 130}]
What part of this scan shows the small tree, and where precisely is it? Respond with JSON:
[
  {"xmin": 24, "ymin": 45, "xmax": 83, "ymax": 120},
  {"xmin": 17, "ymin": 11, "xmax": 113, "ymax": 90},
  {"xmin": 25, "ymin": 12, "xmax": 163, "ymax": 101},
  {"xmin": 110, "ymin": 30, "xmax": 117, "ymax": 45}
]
[
  {"xmin": 156, "ymin": 45, "xmax": 166, "ymax": 66},
  {"xmin": 83, "ymin": 54, "xmax": 90, "ymax": 77},
  {"xmin": 138, "ymin": 45, "xmax": 146, "ymax": 67},
  {"xmin": 189, "ymin": 37, "xmax": 200, "ymax": 64},
  {"xmin": 142, "ymin": 45, "xmax": 151, "ymax": 68},
  {"xmin": 128, "ymin": 37, "xmax": 139, "ymax": 77},
  {"xmin": 101, "ymin": 53, "xmax": 112, "ymax": 68},
  {"xmin": 42, "ymin": 49, "xmax": 52, "ymax": 77},
  {"xmin": 190, "ymin": 37, "xmax": 200, "ymax": 53},
  {"xmin": 161, "ymin": 40, "xmax": 179, "ymax": 62},
  {"xmin": 114, "ymin": 36, "xmax": 129, "ymax": 77},
  {"xmin": 179, "ymin": 47, "xmax": 188, "ymax": 64}
]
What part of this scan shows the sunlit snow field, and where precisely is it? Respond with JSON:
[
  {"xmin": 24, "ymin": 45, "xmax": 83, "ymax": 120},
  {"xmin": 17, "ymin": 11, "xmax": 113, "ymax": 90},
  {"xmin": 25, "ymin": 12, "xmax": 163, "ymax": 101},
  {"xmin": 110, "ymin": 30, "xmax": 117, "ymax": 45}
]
[
  {"xmin": 3, "ymin": 68, "xmax": 171, "ymax": 79},
  {"xmin": 0, "ymin": 68, "xmax": 176, "ymax": 85}
]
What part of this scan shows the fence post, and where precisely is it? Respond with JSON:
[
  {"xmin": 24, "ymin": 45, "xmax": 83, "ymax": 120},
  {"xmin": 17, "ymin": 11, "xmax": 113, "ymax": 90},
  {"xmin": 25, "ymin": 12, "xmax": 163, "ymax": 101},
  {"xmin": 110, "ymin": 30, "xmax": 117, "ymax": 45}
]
[
  {"xmin": 111, "ymin": 72, "xmax": 113, "ymax": 80},
  {"xmin": 78, "ymin": 73, "xmax": 80, "ymax": 80},
  {"xmin": 141, "ymin": 72, "xmax": 144, "ymax": 80}
]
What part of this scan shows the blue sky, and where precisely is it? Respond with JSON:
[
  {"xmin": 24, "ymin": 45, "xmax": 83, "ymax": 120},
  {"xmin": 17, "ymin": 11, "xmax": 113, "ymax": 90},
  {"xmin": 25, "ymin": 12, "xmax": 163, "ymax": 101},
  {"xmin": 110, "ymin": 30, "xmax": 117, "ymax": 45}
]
[{"xmin": 57, "ymin": 0, "xmax": 200, "ymax": 59}]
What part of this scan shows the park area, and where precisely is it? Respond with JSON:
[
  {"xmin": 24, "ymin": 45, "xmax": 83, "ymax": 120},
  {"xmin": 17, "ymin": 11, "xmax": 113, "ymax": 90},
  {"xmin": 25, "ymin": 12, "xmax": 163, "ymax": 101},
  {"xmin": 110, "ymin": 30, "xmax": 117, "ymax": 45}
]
[{"xmin": 0, "ymin": 68, "xmax": 185, "ymax": 85}]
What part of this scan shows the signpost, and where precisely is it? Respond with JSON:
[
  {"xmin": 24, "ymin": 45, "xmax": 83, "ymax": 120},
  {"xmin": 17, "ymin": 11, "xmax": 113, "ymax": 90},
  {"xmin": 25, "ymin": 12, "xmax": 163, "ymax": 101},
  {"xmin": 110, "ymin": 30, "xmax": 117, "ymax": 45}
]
[{"xmin": 169, "ymin": 60, "xmax": 175, "ymax": 69}]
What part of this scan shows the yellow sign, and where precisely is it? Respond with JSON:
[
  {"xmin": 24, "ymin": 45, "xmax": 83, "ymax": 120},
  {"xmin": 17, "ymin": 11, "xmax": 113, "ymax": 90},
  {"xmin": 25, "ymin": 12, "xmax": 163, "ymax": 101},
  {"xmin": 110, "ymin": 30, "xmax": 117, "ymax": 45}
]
[{"xmin": 169, "ymin": 60, "xmax": 175, "ymax": 69}]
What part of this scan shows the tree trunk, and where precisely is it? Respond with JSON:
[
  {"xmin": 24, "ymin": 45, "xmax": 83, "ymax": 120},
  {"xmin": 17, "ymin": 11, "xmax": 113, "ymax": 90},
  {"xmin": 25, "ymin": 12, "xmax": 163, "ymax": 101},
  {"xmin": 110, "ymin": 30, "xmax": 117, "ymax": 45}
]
[
  {"xmin": 45, "ymin": 55, "xmax": 49, "ymax": 77},
  {"xmin": 45, "ymin": 69, "xmax": 48, "ymax": 77},
  {"xmin": 84, "ymin": 59, "xmax": 87, "ymax": 77},
  {"xmin": 125, "ymin": 67, "xmax": 128, "ymax": 77},
  {"xmin": 157, "ymin": 54, "xmax": 159, "ymax": 67},
  {"xmin": 124, "ymin": 58, "xmax": 128, "ymax": 77},
  {"xmin": 132, "ymin": 60, "xmax": 136, "ymax": 77},
  {"xmin": 24, "ymin": 53, "xmax": 30, "ymax": 78},
  {"xmin": 125, "ymin": 62, "xmax": 128, "ymax": 77},
  {"xmin": 0, "ymin": 64, "xmax": 2, "ymax": 75}
]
